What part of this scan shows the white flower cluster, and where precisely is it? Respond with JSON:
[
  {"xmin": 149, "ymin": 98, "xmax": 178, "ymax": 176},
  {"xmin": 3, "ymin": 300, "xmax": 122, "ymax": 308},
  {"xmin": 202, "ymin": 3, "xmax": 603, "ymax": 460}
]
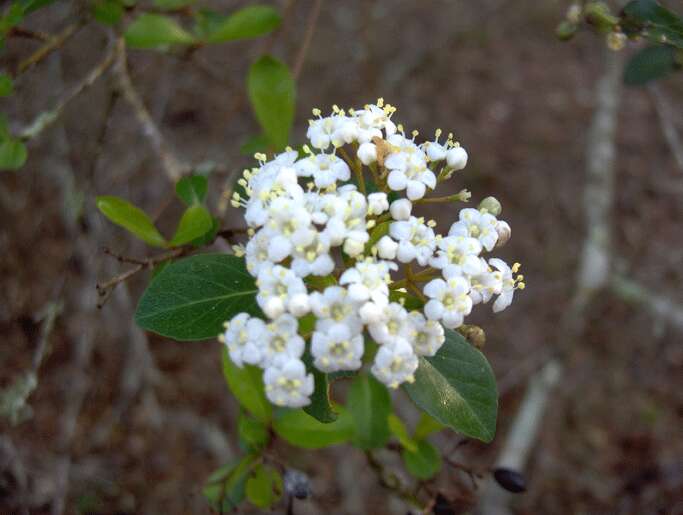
[{"xmin": 219, "ymin": 100, "xmax": 524, "ymax": 408}]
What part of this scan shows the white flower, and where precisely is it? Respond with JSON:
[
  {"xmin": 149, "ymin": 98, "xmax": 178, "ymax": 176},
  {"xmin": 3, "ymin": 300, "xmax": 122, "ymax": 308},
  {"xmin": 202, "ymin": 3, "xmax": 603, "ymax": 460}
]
[
  {"xmin": 221, "ymin": 313, "xmax": 266, "ymax": 367},
  {"xmin": 495, "ymin": 220, "xmax": 511, "ymax": 247},
  {"xmin": 389, "ymin": 216, "xmax": 436, "ymax": 266},
  {"xmin": 408, "ymin": 312, "xmax": 445, "ymax": 357},
  {"xmin": 367, "ymin": 302, "xmax": 412, "ymax": 345},
  {"xmin": 376, "ymin": 235, "xmax": 398, "ymax": 260},
  {"xmin": 245, "ymin": 227, "xmax": 276, "ymax": 277},
  {"xmin": 357, "ymin": 142, "xmax": 377, "ymax": 165},
  {"xmin": 422, "ymin": 140, "xmax": 447, "ymax": 162},
  {"xmin": 429, "ymin": 235, "xmax": 483, "ymax": 274},
  {"xmin": 354, "ymin": 103, "xmax": 396, "ymax": 142},
  {"xmin": 310, "ymin": 286, "xmax": 363, "ymax": 333},
  {"xmin": 448, "ymin": 208, "xmax": 499, "ymax": 252},
  {"xmin": 371, "ymin": 338, "xmax": 418, "ymax": 388},
  {"xmin": 367, "ymin": 192, "xmax": 389, "ymax": 216},
  {"xmin": 489, "ymin": 258, "xmax": 521, "ymax": 313},
  {"xmin": 423, "ymin": 275, "xmax": 473, "ymax": 329},
  {"xmin": 295, "ymin": 153, "xmax": 351, "ymax": 189},
  {"xmin": 311, "ymin": 323, "xmax": 364, "ymax": 372},
  {"xmin": 307, "ymin": 114, "xmax": 349, "ymax": 150},
  {"xmin": 339, "ymin": 259, "xmax": 397, "ymax": 304},
  {"xmin": 385, "ymin": 135, "xmax": 436, "ymax": 200},
  {"xmin": 261, "ymin": 314, "xmax": 305, "ymax": 366},
  {"xmin": 466, "ymin": 258, "xmax": 503, "ymax": 305},
  {"xmin": 343, "ymin": 232, "xmax": 369, "ymax": 257},
  {"xmin": 266, "ymin": 197, "xmax": 313, "ymax": 261},
  {"xmin": 290, "ymin": 229, "xmax": 335, "ymax": 277},
  {"xmin": 263, "ymin": 357, "xmax": 314, "ymax": 408},
  {"xmin": 256, "ymin": 265, "xmax": 309, "ymax": 319},
  {"xmin": 446, "ymin": 145, "xmax": 468, "ymax": 170},
  {"xmin": 323, "ymin": 187, "xmax": 368, "ymax": 246},
  {"xmin": 389, "ymin": 198, "xmax": 412, "ymax": 221}
]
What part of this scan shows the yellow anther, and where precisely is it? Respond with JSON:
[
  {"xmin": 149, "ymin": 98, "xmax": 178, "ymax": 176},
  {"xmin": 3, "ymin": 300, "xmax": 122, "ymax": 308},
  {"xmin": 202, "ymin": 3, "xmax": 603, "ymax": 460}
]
[
  {"xmin": 377, "ymin": 97, "xmax": 384, "ymax": 107},
  {"xmin": 411, "ymin": 129, "xmax": 419, "ymax": 138},
  {"xmin": 312, "ymin": 108, "xmax": 321, "ymax": 116},
  {"xmin": 366, "ymin": 220, "xmax": 376, "ymax": 230},
  {"xmin": 511, "ymin": 262, "xmax": 521, "ymax": 273},
  {"xmin": 332, "ymin": 104, "xmax": 340, "ymax": 113},
  {"xmin": 435, "ymin": 128, "xmax": 442, "ymax": 138}
]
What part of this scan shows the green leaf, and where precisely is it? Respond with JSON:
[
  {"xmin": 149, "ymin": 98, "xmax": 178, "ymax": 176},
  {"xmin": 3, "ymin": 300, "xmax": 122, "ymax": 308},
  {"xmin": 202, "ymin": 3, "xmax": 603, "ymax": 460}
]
[
  {"xmin": 175, "ymin": 174, "xmax": 207, "ymax": 205},
  {"xmin": 153, "ymin": 0, "xmax": 194, "ymax": 10},
  {"xmin": 247, "ymin": 55, "xmax": 295, "ymax": 151},
  {"xmin": 403, "ymin": 328, "xmax": 498, "ymax": 443},
  {"xmin": 401, "ymin": 440, "xmax": 442, "ymax": 480},
  {"xmin": 388, "ymin": 414, "xmax": 418, "ymax": 452},
  {"xmin": 169, "ymin": 204, "xmax": 213, "ymax": 246},
  {"xmin": 92, "ymin": 0, "xmax": 124, "ymax": 25},
  {"xmin": 203, "ymin": 5, "xmax": 281, "ymax": 43},
  {"xmin": 245, "ymin": 464, "xmax": 282, "ymax": 509},
  {"xmin": 365, "ymin": 220, "xmax": 390, "ymax": 254},
  {"xmin": 273, "ymin": 408, "xmax": 353, "ymax": 449},
  {"xmin": 190, "ymin": 215, "xmax": 219, "ymax": 247},
  {"xmin": 302, "ymin": 352, "xmax": 338, "ymax": 423},
  {"xmin": 96, "ymin": 195, "xmax": 167, "ymax": 247},
  {"xmin": 0, "ymin": 4, "xmax": 24, "ymax": 35},
  {"xmin": 624, "ymin": 0, "xmax": 683, "ymax": 48},
  {"xmin": 624, "ymin": 45, "xmax": 679, "ymax": 85},
  {"xmin": 124, "ymin": 13, "xmax": 195, "ymax": 49},
  {"xmin": 0, "ymin": 139, "xmax": 27, "ymax": 170},
  {"xmin": 135, "ymin": 253, "xmax": 260, "ymax": 340},
  {"xmin": 222, "ymin": 348, "xmax": 272, "ymax": 423},
  {"xmin": 203, "ymin": 454, "xmax": 257, "ymax": 511},
  {"xmin": 0, "ymin": 73, "xmax": 13, "ymax": 96},
  {"xmin": 238, "ymin": 413, "xmax": 269, "ymax": 451},
  {"xmin": 413, "ymin": 412, "xmax": 445, "ymax": 441},
  {"xmin": 347, "ymin": 374, "xmax": 391, "ymax": 450}
]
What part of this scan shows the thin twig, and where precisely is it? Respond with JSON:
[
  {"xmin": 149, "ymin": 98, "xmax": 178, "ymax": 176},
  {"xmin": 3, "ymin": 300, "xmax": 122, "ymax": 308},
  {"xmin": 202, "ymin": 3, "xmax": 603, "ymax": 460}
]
[
  {"xmin": 18, "ymin": 42, "xmax": 118, "ymax": 142},
  {"xmin": 16, "ymin": 21, "xmax": 82, "ymax": 75},
  {"xmin": 611, "ymin": 275, "xmax": 683, "ymax": 332},
  {"xmin": 9, "ymin": 26, "xmax": 50, "ymax": 42},
  {"xmin": 648, "ymin": 84, "xmax": 683, "ymax": 174},
  {"xmin": 112, "ymin": 38, "xmax": 189, "ymax": 181},
  {"xmin": 292, "ymin": 0, "xmax": 322, "ymax": 79}
]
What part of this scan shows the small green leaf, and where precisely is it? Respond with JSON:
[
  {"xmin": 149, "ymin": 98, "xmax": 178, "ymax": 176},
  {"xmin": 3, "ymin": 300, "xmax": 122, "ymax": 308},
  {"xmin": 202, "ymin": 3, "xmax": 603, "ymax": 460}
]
[
  {"xmin": 402, "ymin": 440, "xmax": 442, "ymax": 480},
  {"xmin": 388, "ymin": 414, "xmax": 418, "ymax": 452},
  {"xmin": 124, "ymin": 13, "xmax": 195, "ymax": 49},
  {"xmin": 247, "ymin": 55, "xmax": 295, "ymax": 151},
  {"xmin": 347, "ymin": 374, "xmax": 391, "ymax": 450},
  {"xmin": 203, "ymin": 5, "xmax": 281, "ymax": 43},
  {"xmin": 403, "ymin": 328, "xmax": 498, "ymax": 443},
  {"xmin": 222, "ymin": 348, "xmax": 272, "ymax": 423},
  {"xmin": 0, "ymin": 73, "xmax": 13, "ymax": 96},
  {"xmin": 0, "ymin": 139, "xmax": 27, "ymax": 170},
  {"xmin": 413, "ymin": 412, "xmax": 445, "ymax": 440},
  {"xmin": 238, "ymin": 413, "xmax": 269, "ymax": 451},
  {"xmin": 135, "ymin": 254, "xmax": 260, "ymax": 340},
  {"xmin": 92, "ymin": 0, "xmax": 124, "ymax": 25},
  {"xmin": 96, "ymin": 195, "xmax": 167, "ymax": 247},
  {"xmin": 169, "ymin": 204, "xmax": 212, "ymax": 246},
  {"xmin": 203, "ymin": 454, "xmax": 257, "ymax": 511},
  {"xmin": 175, "ymin": 174, "xmax": 207, "ymax": 205},
  {"xmin": 302, "ymin": 351, "xmax": 338, "ymax": 423},
  {"xmin": 246, "ymin": 464, "xmax": 282, "ymax": 509},
  {"xmin": 273, "ymin": 408, "xmax": 353, "ymax": 449},
  {"xmin": 624, "ymin": 45, "xmax": 679, "ymax": 85}
]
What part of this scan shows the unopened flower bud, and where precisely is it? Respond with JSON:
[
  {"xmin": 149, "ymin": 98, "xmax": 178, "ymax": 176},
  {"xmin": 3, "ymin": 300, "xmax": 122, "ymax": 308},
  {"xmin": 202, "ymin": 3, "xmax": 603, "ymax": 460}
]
[
  {"xmin": 343, "ymin": 238, "xmax": 365, "ymax": 257},
  {"xmin": 367, "ymin": 192, "xmax": 389, "ymax": 215},
  {"xmin": 357, "ymin": 142, "xmax": 377, "ymax": 165},
  {"xmin": 479, "ymin": 196, "xmax": 502, "ymax": 216},
  {"xmin": 376, "ymin": 235, "xmax": 398, "ymax": 260},
  {"xmin": 606, "ymin": 31, "xmax": 626, "ymax": 51},
  {"xmin": 446, "ymin": 146, "xmax": 468, "ymax": 171},
  {"xmin": 556, "ymin": 20, "xmax": 578, "ymax": 41},
  {"xmin": 389, "ymin": 198, "xmax": 412, "ymax": 221},
  {"xmin": 458, "ymin": 324, "xmax": 486, "ymax": 349},
  {"xmin": 495, "ymin": 220, "xmax": 511, "ymax": 247},
  {"xmin": 584, "ymin": 2, "xmax": 619, "ymax": 33},
  {"xmin": 263, "ymin": 297, "xmax": 285, "ymax": 319},
  {"xmin": 289, "ymin": 293, "xmax": 310, "ymax": 317},
  {"xmin": 360, "ymin": 301, "xmax": 384, "ymax": 324}
]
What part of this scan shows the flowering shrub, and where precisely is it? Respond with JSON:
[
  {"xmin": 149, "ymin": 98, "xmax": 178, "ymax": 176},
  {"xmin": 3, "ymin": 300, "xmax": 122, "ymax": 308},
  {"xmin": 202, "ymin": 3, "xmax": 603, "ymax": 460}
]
[{"xmin": 220, "ymin": 100, "xmax": 524, "ymax": 409}]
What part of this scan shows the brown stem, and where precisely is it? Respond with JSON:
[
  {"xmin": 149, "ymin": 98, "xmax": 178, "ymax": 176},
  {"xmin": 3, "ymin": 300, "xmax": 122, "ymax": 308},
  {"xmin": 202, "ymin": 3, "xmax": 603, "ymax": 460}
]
[
  {"xmin": 293, "ymin": 0, "xmax": 322, "ymax": 79},
  {"xmin": 17, "ymin": 21, "xmax": 83, "ymax": 75}
]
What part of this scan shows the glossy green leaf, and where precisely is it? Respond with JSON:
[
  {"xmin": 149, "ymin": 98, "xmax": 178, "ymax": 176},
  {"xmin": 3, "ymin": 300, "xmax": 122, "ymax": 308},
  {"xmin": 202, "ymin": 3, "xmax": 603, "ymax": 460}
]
[
  {"xmin": 222, "ymin": 349, "xmax": 271, "ymax": 423},
  {"xmin": 238, "ymin": 413, "xmax": 269, "ymax": 451},
  {"xmin": 96, "ymin": 195, "xmax": 167, "ymax": 247},
  {"xmin": 402, "ymin": 440, "xmax": 442, "ymax": 480},
  {"xmin": 203, "ymin": 454, "xmax": 257, "ymax": 511},
  {"xmin": 0, "ymin": 139, "xmax": 27, "ymax": 171},
  {"xmin": 0, "ymin": 73, "xmax": 13, "ymax": 96},
  {"xmin": 247, "ymin": 55, "xmax": 295, "ymax": 151},
  {"xmin": 302, "ymin": 351, "xmax": 338, "ymax": 423},
  {"xmin": 624, "ymin": 45, "xmax": 679, "ymax": 85},
  {"xmin": 124, "ymin": 14, "xmax": 195, "ymax": 49},
  {"xmin": 273, "ymin": 408, "xmax": 353, "ymax": 449},
  {"xmin": 413, "ymin": 412, "xmax": 445, "ymax": 440},
  {"xmin": 169, "ymin": 204, "xmax": 212, "ymax": 246},
  {"xmin": 388, "ymin": 413, "xmax": 417, "ymax": 452},
  {"xmin": 624, "ymin": 0, "xmax": 683, "ymax": 48},
  {"xmin": 175, "ymin": 174, "xmax": 207, "ymax": 205},
  {"xmin": 92, "ymin": 0, "xmax": 124, "ymax": 25},
  {"xmin": 347, "ymin": 374, "xmax": 391, "ymax": 450},
  {"xmin": 403, "ymin": 328, "xmax": 498, "ymax": 443},
  {"xmin": 245, "ymin": 464, "xmax": 282, "ymax": 509},
  {"xmin": 203, "ymin": 5, "xmax": 281, "ymax": 43},
  {"xmin": 135, "ymin": 254, "xmax": 260, "ymax": 340}
]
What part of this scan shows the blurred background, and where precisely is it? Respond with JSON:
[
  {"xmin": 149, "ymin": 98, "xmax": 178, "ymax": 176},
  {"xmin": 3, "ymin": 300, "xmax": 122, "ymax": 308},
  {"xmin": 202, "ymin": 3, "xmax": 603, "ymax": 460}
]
[{"xmin": 1, "ymin": 0, "xmax": 683, "ymax": 513}]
